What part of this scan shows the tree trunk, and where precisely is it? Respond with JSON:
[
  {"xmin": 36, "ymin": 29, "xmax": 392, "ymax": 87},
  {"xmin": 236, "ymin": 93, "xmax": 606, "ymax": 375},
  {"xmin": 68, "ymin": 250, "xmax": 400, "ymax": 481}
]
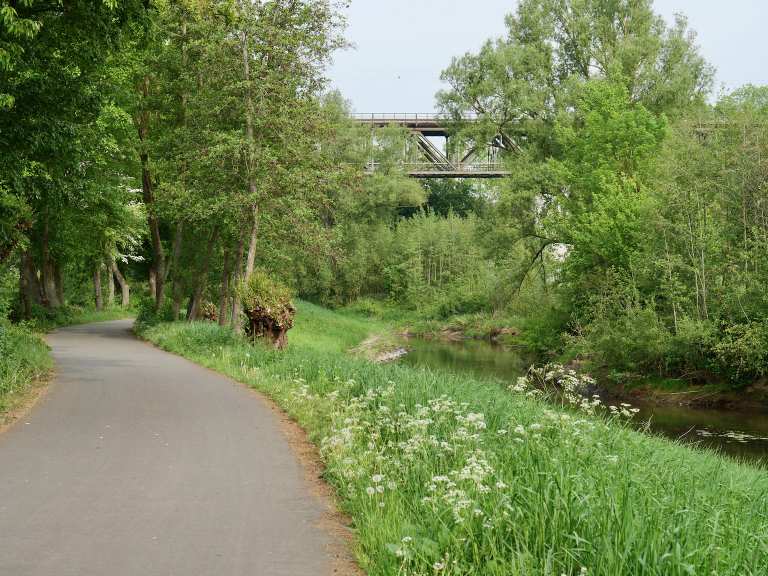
[
  {"xmin": 244, "ymin": 204, "xmax": 259, "ymax": 281},
  {"xmin": 168, "ymin": 222, "xmax": 185, "ymax": 320},
  {"xmin": 165, "ymin": 220, "xmax": 184, "ymax": 285},
  {"xmin": 172, "ymin": 284, "xmax": 184, "ymax": 320},
  {"xmin": 111, "ymin": 260, "xmax": 130, "ymax": 307},
  {"xmin": 40, "ymin": 218, "xmax": 61, "ymax": 308},
  {"xmin": 230, "ymin": 228, "xmax": 246, "ymax": 331},
  {"xmin": 107, "ymin": 263, "xmax": 115, "ymax": 307},
  {"xmin": 137, "ymin": 74, "xmax": 165, "ymax": 311},
  {"xmin": 241, "ymin": 28, "xmax": 260, "ymax": 284},
  {"xmin": 148, "ymin": 268, "xmax": 157, "ymax": 303},
  {"xmin": 188, "ymin": 228, "xmax": 219, "ymax": 321},
  {"xmin": 54, "ymin": 262, "xmax": 64, "ymax": 307},
  {"xmin": 19, "ymin": 250, "xmax": 41, "ymax": 318},
  {"xmin": 218, "ymin": 246, "xmax": 232, "ymax": 326},
  {"xmin": 93, "ymin": 263, "xmax": 103, "ymax": 311}
]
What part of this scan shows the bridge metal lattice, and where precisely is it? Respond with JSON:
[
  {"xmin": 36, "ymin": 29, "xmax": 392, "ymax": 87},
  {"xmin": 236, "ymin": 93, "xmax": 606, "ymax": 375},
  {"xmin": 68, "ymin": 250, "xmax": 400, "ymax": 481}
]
[{"xmin": 353, "ymin": 113, "xmax": 510, "ymax": 179}]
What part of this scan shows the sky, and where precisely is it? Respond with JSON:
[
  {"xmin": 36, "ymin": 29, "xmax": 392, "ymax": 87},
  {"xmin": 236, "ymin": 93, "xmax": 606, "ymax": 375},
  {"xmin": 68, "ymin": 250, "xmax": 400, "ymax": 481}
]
[{"xmin": 328, "ymin": 0, "xmax": 768, "ymax": 113}]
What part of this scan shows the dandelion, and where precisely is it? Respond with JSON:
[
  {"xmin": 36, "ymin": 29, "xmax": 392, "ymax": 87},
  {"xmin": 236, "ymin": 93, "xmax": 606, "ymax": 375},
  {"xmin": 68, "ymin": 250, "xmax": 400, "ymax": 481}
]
[
  {"xmin": 366, "ymin": 486, "xmax": 376, "ymax": 496},
  {"xmin": 372, "ymin": 474, "xmax": 384, "ymax": 483}
]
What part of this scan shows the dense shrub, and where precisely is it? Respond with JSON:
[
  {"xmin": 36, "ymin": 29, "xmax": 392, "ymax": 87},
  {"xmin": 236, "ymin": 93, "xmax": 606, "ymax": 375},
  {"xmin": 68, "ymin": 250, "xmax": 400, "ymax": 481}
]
[
  {"xmin": 712, "ymin": 320, "xmax": 768, "ymax": 381},
  {"xmin": 0, "ymin": 322, "xmax": 51, "ymax": 411},
  {"xmin": 134, "ymin": 296, "xmax": 176, "ymax": 330}
]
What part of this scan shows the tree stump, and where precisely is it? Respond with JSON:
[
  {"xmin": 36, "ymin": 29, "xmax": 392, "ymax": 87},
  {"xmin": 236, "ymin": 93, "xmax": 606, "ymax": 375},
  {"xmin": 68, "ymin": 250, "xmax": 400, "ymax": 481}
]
[{"xmin": 239, "ymin": 271, "xmax": 296, "ymax": 350}]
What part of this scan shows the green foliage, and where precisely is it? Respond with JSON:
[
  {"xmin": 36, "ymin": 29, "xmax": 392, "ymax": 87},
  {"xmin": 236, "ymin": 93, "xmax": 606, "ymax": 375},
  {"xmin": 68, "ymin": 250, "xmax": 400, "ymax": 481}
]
[
  {"xmin": 712, "ymin": 321, "xmax": 768, "ymax": 382},
  {"xmin": 134, "ymin": 296, "xmax": 175, "ymax": 330},
  {"xmin": 239, "ymin": 270, "xmax": 294, "ymax": 318},
  {"xmin": 551, "ymin": 81, "xmax": 665, "ymax": 280}
]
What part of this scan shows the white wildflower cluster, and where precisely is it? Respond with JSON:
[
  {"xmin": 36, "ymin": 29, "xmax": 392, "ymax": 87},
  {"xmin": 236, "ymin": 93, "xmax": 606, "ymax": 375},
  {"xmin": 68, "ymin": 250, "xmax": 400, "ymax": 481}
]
[
  {"xmin": 522, "ymin": 364, "xmax": 640, "ymax": 418},
  {"xmin": 282, "ymin": 368, "xmax": 613, "ymax": 574},
  {"xmin": 607, "ymin": 403, "xmax": 641, "ymax": 418}
]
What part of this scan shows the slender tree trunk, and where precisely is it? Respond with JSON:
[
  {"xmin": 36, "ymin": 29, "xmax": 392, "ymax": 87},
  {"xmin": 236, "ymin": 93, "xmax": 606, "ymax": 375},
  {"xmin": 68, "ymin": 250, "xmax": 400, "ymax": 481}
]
[
  {"xmin": 230, "ymin": 227, "xmax": 246, "ymax": 330},
  {"xmin": 244, "ymin": 205, "xmax": 259, "ymax": 280},
  {"xmin": 93, "ymin": 262, "xmax": 103, "ymax": 311},
  {"xmin": 107, "ymin": 263, "xmax": 115, "ymax": 307},
  {"xmin": 111, "ymin": 260, "xmax": 130, "ymax": 307},
  {"xmin": 188, "ymin": 229, "xmax": 219, "ymax": 321},
  {"xmin": 663, "ymin": 230, "xmax": 679, "ymax": 334},
  {"xmin": 241, "ymin": 28, "xmax": 260, "ymax": 284},
  {"xmin": 148, "ymin": 268, "xmax": 157, "ymax": 303},
  {"xmin": 137, "ymin": 75, "xmax": 165, "ymax": 311},
  {"xmin": 218, "ymin": 246, "xmax": 232, "ymax": 326}
]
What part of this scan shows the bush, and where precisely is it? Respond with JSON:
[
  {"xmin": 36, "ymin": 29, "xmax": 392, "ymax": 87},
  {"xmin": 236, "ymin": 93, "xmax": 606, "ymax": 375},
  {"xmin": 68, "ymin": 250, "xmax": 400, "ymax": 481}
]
[
  {"xmin": 431, "ymin": 286, "xmax": 492, "ymax": 318},
  {"xmin": 571, "ymin": 303, "xmax": 672, "ymax": 374},
  {"xmin": 345, "ymin": 297, "xmax": 388, "ymax": 319},
  {"xmin": 665, "ymin": 318, "xmax": 718, "ymax": 377},
  {"xmin": 0, "ymin": 322, "xmax": 51, "ymax": 411},
  {"xmin": 134, "ymin": 297, "xmax": 176, "ymax": 331},
  {"xmin": 712, "ymin": 320, "xmax": 768, "ymax": 381}
]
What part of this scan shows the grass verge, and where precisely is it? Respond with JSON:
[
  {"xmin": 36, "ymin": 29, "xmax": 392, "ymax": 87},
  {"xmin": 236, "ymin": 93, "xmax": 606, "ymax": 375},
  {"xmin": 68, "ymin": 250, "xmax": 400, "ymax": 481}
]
[
  {"xmin": 0, "ymin": 323, "xmax": 52, "ymax": 420},
  {"xmin": 141, "ymin": 301, "xmax": 768, "ymax": 575}
]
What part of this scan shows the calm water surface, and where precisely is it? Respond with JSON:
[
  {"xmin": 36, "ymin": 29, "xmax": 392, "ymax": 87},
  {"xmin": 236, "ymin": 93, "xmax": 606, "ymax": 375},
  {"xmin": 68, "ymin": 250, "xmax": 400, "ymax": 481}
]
[{"xmin": 400, "ymin": 338, "xmax": 768, "ymax": 464}]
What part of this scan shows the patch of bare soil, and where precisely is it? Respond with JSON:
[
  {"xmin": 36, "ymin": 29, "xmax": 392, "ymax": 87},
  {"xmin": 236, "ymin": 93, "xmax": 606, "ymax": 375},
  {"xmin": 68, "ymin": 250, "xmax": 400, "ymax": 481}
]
[
  {"xmin": 0, "ymin": 372, "xmax": 53, "ymax": 436},
  {"xmin": 265, "ymin": 399, "xmax": 364, "ymax": 576},
  {"xmin": 351, "ymin": 334, "xmax": 408, "ymax": 363}
]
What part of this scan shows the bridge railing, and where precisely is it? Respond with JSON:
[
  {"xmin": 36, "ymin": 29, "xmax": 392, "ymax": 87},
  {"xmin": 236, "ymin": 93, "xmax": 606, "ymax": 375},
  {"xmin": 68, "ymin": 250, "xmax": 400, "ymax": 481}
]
[
  {"xmin": 365, "ymin": 161, "xmax": 507, "ymax": 174},
  {"xmin": 352, "ymin": 112, "xmax": 479, "ymax": 122}
]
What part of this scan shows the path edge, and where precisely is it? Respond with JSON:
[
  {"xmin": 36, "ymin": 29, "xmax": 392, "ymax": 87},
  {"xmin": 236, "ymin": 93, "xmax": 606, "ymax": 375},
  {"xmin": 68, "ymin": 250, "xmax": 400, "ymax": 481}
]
[{"xmin": 134, "ymin": 327, "xmax": 364, "ymax": 576}]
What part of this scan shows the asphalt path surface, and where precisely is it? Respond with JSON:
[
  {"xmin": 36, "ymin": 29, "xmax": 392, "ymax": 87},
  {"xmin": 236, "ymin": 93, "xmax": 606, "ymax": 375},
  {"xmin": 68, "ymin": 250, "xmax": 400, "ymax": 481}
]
[{"xmin": 0, "ymin": 320, "xmax": 336, "ymax": 576}]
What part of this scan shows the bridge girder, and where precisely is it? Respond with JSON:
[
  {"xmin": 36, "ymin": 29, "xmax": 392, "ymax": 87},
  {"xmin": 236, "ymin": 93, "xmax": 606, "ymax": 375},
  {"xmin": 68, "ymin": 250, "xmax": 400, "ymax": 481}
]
[{"xmin": 354, "ymin": 114, "xmax": 510, "ymax": 179}]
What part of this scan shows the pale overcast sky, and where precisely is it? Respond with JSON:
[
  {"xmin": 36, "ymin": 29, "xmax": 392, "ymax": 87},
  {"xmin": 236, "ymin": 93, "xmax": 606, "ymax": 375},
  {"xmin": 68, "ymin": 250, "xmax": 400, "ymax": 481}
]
[{"xmin": 328, "ymin": 1, "xmax": 768, "ymax": 113}]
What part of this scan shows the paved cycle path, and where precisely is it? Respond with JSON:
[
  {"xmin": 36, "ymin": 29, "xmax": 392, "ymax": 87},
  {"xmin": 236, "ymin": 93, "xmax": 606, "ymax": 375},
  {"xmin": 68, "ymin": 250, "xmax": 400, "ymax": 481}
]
[{"xmin": 0, "ymin": 320, "xmax": 338, "ymax": 576}]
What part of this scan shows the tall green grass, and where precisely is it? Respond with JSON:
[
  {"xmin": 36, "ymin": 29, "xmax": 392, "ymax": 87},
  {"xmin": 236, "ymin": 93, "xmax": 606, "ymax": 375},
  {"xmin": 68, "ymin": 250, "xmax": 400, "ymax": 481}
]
[
  {"xmin": 0, "ymin": 323, "xmax": 52, "ymax": 414},
  {"xmin": 142, "ymin": 301, "xmax": 768, "ymax": 575}
]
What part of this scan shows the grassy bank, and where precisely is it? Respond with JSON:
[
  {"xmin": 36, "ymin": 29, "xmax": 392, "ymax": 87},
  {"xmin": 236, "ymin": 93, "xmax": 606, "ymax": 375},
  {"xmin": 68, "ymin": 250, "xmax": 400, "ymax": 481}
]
[
  {"xmin": 142, "ymin": 302, "xmax": 768, "ymax": 575},
  {"xmin": 0, "ymin": 306, "xmax": 134, "ymax": 419},
  {"xmin": 0, "ymin": 323, "xmax": 52, "ymax": 417}
]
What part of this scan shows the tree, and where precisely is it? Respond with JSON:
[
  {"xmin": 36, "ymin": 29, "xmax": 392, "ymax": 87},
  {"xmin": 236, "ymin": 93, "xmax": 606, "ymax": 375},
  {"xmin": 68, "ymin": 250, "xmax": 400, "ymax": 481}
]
[{"xmin": 437, "ymin": 0, "xmax": 711, "ymax": 163}]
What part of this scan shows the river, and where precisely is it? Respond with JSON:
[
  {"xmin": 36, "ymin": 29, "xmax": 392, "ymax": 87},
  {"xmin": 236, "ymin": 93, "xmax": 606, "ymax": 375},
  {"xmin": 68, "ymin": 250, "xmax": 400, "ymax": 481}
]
[{"xmin": 399, "ymin": 337, "xmax": 768, "ymax": 464}]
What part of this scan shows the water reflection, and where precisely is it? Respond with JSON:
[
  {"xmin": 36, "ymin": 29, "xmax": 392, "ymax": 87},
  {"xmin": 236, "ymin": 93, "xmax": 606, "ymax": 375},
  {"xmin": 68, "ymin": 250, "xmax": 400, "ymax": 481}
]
[{"xmin": 400, "ymin": 337, "xmax": 768, "ymax": 464}]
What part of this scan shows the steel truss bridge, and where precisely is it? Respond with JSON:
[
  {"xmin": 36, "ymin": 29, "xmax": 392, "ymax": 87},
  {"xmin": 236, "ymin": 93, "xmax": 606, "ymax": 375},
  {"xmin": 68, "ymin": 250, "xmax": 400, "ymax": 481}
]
[{"xmin": 353, "ymin": 113, "xmax": 510, "ymax": 179}]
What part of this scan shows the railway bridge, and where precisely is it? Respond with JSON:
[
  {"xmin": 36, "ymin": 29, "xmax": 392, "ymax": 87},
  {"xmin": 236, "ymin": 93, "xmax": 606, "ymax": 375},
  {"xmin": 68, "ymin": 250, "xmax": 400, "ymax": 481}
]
[{"xmin": 353, "ymin": 113, "xmax": 510, "ymax": 179}]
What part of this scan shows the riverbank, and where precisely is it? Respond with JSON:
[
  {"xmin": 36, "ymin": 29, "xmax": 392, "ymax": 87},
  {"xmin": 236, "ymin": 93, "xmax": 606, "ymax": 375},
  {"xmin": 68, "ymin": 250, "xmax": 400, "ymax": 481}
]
[
  {"xmin": 141, "ymin": 301, "xmax": 768, "ymax": 575},
  {"xmin": 348, "ymin": 303, "xmax": 768, "ymax": 411}
]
